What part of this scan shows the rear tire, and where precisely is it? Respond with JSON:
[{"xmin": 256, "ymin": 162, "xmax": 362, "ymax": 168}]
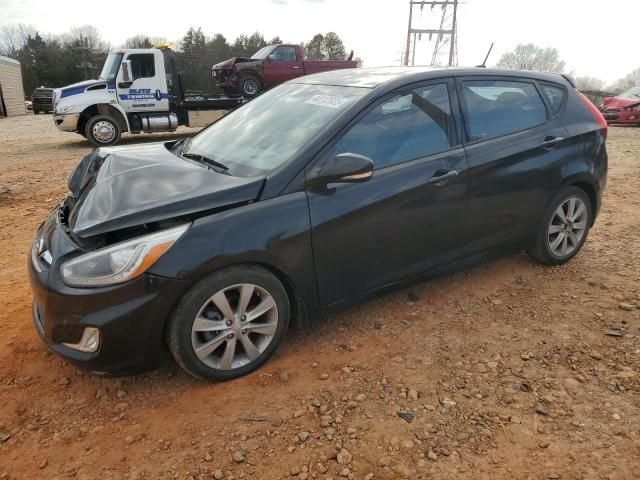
[
  {"xmin": 526, "ymin": 186, "xmax": 593, "ymax": 265},
  {"xmin": 85, "ymin": 115, "xmax": 121, "ymax": 147},
  {"xmin": 238, "ymin": 75, "xmax": 261, "ymax": 97},
  {"xmin": 167, "ymin": 265, "xmax": 290, "ymax": 381}
]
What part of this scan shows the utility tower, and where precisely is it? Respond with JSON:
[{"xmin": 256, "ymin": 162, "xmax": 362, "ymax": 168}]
[{"xmin": 403, "ymin": 0, "xmax": 459, "ymax": 67}]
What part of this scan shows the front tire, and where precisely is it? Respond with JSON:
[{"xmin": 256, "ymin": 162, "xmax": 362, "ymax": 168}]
[
  {"xmin": 167, "ymin": 266, "xmax": 290, "ymax": 381},
  {"xmin": 238, "ymin": 75, "xmax": 261, "ymax": 97},
  {"xmin": 527, "ymin": 186, "xmax": 593, "ymax": 265},
  {"xmin": 85, "ymin": 115, "xmax": 121, "ymax": 147}
]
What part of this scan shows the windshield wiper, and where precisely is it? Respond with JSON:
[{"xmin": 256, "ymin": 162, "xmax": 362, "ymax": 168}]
[{"xmin": 182, "ymin": 152, "xmax": 230, "ymax": 172}]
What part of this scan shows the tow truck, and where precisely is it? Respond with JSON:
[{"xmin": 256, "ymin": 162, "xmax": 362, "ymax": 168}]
[{"xmin": 53, "ymin": 45, "xmax": 245, "ymax": 146}]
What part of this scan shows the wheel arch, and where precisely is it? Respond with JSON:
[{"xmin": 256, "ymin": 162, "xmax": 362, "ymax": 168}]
[
  {"xmin": 163, "ymin": 260, "xmax": 310, "ymax": 337},
  {"xmin": 560, "ymin": 173, "xmax": 601, "ymax": 226},
  {"xmin": 77, "ymin": 103, "xmax": 130, "ymax": 134}
]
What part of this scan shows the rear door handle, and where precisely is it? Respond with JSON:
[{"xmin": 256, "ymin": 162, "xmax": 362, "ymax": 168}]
[
  {"xmin": 541, "ymin": 136, "xmax": 565, "ymax": 150},
  {"xmin": 427, "ymin": 169, "xmax": 461, "ymax": 185}
]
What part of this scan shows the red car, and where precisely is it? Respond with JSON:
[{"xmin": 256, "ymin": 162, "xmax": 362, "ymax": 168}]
[
  {"xmin": 212, "ymin": 44, "xmax": 357, "ymax": 97},
  {"xmin": 600, "ymin": 86, "xmax": 640, "ymax": 124}
]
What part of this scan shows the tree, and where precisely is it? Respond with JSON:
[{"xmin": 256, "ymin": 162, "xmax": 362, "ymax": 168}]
[
  {"xmin": 575, "ymin": 76, "xmax": 606, "ymax": 92},
  {"xmin": 0, "ymin": 23, "xmax": 36, "ymax": 58},
  {"xmin": 268, "ymin": 36, "xmax": 283, "ymax": 45},
  {"xmin": 497, "ymin": 44, "xmax": 565, "ymax": 73},
  {"xmin": 611, "ymin": 67, "xmax": 640, "ymax": 93},
  {"xmin": 125, "ymin": 35, "xmax": 166, "ymax": 49},
  {"xmin": 323, "ymin": 32, "xmax": 346, "ymax": 60},
  {"xmin": 303, "ymin": 32, "xmax": 348, "ymax": 60},
  {"xmin": 304, "ymin": 34, "xmax": 325, "ymax": 60}
]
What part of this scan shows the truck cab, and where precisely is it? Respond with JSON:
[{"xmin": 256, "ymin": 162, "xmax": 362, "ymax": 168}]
[{"xmin": 53, "ymin": 47, "xmax": 244, "ymax": 146}]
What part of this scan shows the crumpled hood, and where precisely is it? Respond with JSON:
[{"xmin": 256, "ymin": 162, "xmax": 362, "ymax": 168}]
[
  {"xmin": 602, "ymin": 96, "xmax": 640, "ymax": 108},
  {"xmin": 212, "ymin": 57, "xmax": 258, "ymax": 70},
  {"xmin": 68, "ymin": 143, "xmax": 265, "ymax": 238}
]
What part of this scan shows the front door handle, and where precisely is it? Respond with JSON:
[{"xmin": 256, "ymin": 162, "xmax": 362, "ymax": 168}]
[
  {"xmin": 541, "ymin": 136, "xmax": 565, "ymax": 150},
  {"xmin": 292, "ymin": 66, "xmax": 303, "ymax": 69},
  {"xmin": 427, "ymin": 169, "xmax": 461, "ymax": 185}
]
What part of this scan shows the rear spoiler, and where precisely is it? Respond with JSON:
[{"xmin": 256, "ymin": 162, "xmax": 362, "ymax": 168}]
[{"xmin": 561, "ymin": 74, "xmax": 577, "ymax": 89}]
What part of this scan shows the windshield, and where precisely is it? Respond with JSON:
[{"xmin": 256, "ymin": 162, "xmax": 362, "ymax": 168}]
[
  {"xmin": 619, "ymin": 86, "xmax": 640, "ymax": 99},
  {"xmin": 184, "ymin": 83, "xmax": 367, "ymax": 176},
  {"xmin": 99, "ymin": 52, "xmax": 124, "ymax": 81},
  {"xmin": 251, "ymin": 46, "xmax": 276, "ymax": 59}
]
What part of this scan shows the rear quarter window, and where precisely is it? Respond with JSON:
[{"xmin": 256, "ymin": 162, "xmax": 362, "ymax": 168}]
[
  {"xmin": 461, "ymin": 80, "xmax": 548, "ymax": 142},
  {"xmin": 541, "ymin": 84, "xmax": 567, "ymax": 115}
]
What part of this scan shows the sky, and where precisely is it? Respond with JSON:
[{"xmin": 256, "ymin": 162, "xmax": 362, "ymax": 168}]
[{"xmin": 1, "ymin": 0, "xmax": 638, "ymax": 84}]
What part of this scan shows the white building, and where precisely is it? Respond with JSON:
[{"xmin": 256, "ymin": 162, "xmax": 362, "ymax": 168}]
[{"xmin": 0, "ymin": 55, "xmax": 26, "ymax": 117}]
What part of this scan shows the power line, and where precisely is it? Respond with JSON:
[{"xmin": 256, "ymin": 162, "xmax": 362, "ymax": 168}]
[{"xmin": 403, "ymin": 0, "xmax": 459, "ymax": 67}]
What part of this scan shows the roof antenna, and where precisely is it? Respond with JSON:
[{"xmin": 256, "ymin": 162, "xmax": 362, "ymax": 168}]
[{"xmin": 477, "ymin": 42, "xmax": 494, "ymax": 68}]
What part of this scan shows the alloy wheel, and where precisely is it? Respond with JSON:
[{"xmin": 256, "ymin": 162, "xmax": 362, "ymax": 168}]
[
  {"xmin": 547, "ymin": 196, "xmax": 588, "ymax": 257},
  {"xmin": 191, "ymin": 283, "xmax": 278, "ymax": 370}
]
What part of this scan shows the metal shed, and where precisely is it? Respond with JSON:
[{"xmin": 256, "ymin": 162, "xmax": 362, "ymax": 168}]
[{"xmin": 0, "ymin": 55, "xmax": 26, "ymax": 117}]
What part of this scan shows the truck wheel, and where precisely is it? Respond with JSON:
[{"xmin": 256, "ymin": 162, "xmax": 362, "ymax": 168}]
[
  {"xmin": 85, "ymin": 115, "xmax": 121, "ymax": 147},
  {"xmin": 238, "ymin": 75, "xmax": 261, "ymax": 97}
]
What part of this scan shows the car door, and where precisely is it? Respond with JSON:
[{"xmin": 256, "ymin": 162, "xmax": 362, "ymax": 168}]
[
  {"xmin": 116, "ymin": 51, "xmax": 168, "ymax": 113},
  {"xmin": 306, "ymin": 80, "xmax": 469, "ymax": 306},
  {"xmin": 456, "ymin": 77, "xmax": 572, "ymax": 255},
  {"xmin": 263, "ymin": 46, "xmax": 303, "ymax": 88}
]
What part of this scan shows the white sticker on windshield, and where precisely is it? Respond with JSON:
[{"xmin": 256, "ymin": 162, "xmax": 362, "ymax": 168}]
[{"xmin": 305, "ymin": 95, "xmax": 350, "ymax": 109}]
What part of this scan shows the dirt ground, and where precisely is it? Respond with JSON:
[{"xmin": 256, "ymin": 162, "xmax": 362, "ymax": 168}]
[{"xmin": 0, "ymin": 115, "xmax": 639, "ymax": 480}]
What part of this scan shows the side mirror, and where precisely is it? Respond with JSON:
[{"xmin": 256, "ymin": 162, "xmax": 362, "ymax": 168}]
[
  {"xmin": 267, "ymin": 54, "xmax": 274, "ymax": 62},
  {"xmin": 118, "ymin": 60, "xmax": 134, "ymax": 89},
  {"xmin": 309, "ymin": 153, "xmax": 374, "ymax": 188}
]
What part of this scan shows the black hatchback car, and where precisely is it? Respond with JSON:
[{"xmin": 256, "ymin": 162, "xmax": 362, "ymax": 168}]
[{"xmin": 29, "ymin": 67, "xmax": 608, "ymax": 380}]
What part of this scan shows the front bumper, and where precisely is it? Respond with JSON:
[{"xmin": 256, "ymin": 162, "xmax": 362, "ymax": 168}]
[
  {"xmin": 28, "ymin": 209, "xmax": 190, "ymax": 375},
  {"xmin": 53, "ymin": 113, "xmax": 80, "ymax": 132},
  {"xmin": 600, "ymin": 109, "xmax": 640, "ymax": 124}
]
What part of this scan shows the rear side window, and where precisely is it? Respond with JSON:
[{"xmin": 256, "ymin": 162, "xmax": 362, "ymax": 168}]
[
  {"xmin": 331, "ymin": 83, "xmax": 454, "ymax": 169},
  {"xmin": 461, "ymin": 80, "xmax": 547, "ymax": 141},
  {"xmin": 541, "ymin": 84, "xmax": 566, "ymax": 115}
]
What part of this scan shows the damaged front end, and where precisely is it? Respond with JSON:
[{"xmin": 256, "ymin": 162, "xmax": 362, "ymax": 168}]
[{"xmin": 211, "ymin": 57, "xmax": 259, "ymax": 93}]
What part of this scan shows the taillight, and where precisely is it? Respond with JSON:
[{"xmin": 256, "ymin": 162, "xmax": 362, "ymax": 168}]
[{"xmin": 578, "ymin": 92, "xmax": 608, "ymax": 141}]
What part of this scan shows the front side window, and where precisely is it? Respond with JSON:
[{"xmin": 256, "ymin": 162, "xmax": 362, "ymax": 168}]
[
  {"xmin": 127, "ymin": 53, "xmax": 155, "ymax": 80},
  {"xmin": 331, "ymin": 83, "xmax": 453, "ymax": 169},
  {"xmin": 272, "ymin": 46, "xmax": 296, "ymax": 62},
  {"xmin": 461, "ymin": 80, "xmax": 547, "ymax": 141}
]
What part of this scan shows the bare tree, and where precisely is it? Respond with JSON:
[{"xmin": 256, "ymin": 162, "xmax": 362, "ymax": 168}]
[
  {"xmin": 611, "ymin": 67, "xmax": 640, "ymax": 93},
  {"xmin": 124, "ymin": 35, "xmax": 167, "ymax": 49},
  {"xmin": 0, "ymin": 23, "xmax": 36, "ymax": 58},
  {"xmin": 497, "ymin": 43, "xmax": 566, "ymax": 73},
  {"xmin": 575, "ymin": 76, "xmax": 606, "ymax": 91}
]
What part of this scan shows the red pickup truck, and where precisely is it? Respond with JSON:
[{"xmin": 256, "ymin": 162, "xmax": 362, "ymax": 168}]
[{"xmin": 212, "ymin": 44, "xmax": 358, "ymax": 97}]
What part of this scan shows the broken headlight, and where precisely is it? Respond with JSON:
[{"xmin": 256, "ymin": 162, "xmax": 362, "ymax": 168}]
[{"xmin": 61, "ymin": 224, "xmax": 189, "ymax": 287}]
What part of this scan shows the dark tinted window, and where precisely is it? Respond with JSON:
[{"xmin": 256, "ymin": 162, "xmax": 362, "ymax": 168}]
[
  {"xmin": 542, "ymin": 84, "xmax": 566, "ymax": 115},
  {"xmin": 272, "ymin": 47, "xmax": 296, "ymax": 62},
  {"xmin": 128, "ymin": 53, "xmax": 155, "ymax": 79},
  {"xmin": 331, "ymin": 83, "xmax": 453, "ymax": 169},
  {"xmin": 461, "ymin": 80, "xmax": 547, "ymax": 141}
]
